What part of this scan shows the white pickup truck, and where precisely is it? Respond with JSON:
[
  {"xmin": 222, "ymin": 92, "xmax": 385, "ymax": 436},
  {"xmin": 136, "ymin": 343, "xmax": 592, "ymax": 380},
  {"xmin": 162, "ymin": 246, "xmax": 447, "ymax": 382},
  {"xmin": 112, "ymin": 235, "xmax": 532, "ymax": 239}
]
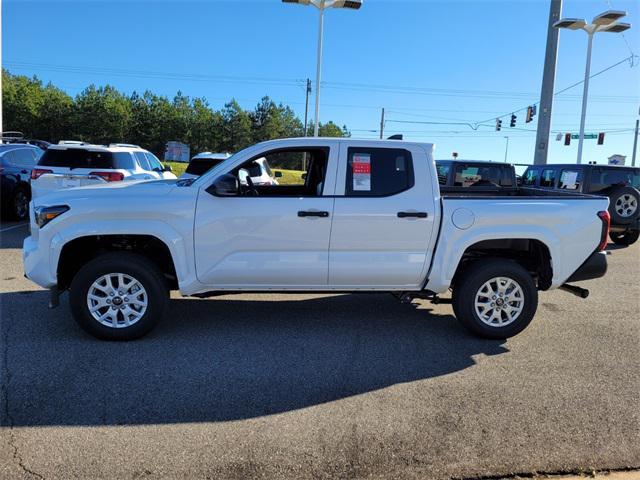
[{"xmin": 23, "ymin": 138, "xmax": 610, "ymax": 341}]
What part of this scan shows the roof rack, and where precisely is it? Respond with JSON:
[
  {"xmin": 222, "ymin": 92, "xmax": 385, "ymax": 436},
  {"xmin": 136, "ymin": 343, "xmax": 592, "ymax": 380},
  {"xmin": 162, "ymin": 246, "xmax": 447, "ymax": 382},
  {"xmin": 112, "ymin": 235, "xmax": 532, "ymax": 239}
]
[
  {"xmin": 109, "ymin": 143, "xmax": 141, "ymax": 148},
  {"xmin": 58, "ymin": 140, "xmax": 88, "ymax": 145}
]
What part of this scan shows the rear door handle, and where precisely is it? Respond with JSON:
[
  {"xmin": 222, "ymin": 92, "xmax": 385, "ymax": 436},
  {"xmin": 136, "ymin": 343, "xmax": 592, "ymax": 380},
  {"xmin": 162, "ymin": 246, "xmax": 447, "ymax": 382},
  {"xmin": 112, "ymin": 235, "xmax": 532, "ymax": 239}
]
[
  {"xmin": 298, "ymin": 210, "xmax": 330, "ymax": 218},
  {"xmin": 397, "ymin": 211, "xmax": 428, "ymax": 218}
]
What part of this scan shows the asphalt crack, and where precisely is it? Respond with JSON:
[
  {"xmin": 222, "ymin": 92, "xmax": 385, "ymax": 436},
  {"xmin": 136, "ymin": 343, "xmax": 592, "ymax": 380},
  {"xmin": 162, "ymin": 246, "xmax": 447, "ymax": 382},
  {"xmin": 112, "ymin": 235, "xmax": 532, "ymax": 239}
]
[{"xmin": 1, "ymin": 318, "xmax": 45, "ymax": 480}]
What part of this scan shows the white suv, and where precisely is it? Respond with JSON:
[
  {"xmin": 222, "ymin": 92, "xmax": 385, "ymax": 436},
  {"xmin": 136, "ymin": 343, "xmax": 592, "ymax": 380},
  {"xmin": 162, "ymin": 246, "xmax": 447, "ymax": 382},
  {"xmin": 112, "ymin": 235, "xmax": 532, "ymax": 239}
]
[{"xmin": 31, "ymin": 142, "xmax": 177, "ymax": 198}]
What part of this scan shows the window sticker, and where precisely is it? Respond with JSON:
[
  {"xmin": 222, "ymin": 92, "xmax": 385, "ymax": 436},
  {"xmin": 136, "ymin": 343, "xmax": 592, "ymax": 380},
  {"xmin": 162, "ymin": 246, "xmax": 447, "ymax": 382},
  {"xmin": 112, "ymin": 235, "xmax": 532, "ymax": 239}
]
[
  {"xmin": 352, "ymin": 153, "xmax": 371, "ymax": 191},
  {"xmin": 561, "ymin": 171, "xmax": 578, "ymax": 189}
]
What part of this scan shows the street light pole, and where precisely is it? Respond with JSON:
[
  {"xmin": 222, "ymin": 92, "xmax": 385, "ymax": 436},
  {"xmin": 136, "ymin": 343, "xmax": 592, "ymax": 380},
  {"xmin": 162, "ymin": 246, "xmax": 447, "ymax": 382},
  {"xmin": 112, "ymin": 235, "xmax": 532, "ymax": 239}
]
[
  {"xmin": 504, "ymin": 136, "xmax": 510, "ymax": 163},
  {"xmin": 313, "ymin": 5, "xmax": 325, "ymax": 137},
  {"xmin": 282, "ymin": 0, "xmax": 363, "ymax": 137},
  {"xmin": 554, "ymin": 10, "xmax": 631, "ymax": 164},
  {"xmin": 576, "ymin": 32, "xmax": 593, "ymax": 164}
]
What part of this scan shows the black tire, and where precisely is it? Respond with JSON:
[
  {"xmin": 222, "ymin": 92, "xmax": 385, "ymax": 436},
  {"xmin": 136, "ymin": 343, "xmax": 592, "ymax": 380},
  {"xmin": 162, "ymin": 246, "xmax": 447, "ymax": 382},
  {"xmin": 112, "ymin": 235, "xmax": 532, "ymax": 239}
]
[
  {"xmin": 609, "ymin": 230, "xmax": 640, "ymax": 246},
  {"xmin": 69, "ymin": 252, "xmax": 169, "ymax": 340},
  {"xmin": 12, "ymin": 185, "xmax": 30, "ymax": 220},
  {"xmin": 452, "ymin": 259, "xmax": 538, "ymax": 339},
  {"xmin": 607, "ymin": 186, "xmax": 640, "ymax": 226}
]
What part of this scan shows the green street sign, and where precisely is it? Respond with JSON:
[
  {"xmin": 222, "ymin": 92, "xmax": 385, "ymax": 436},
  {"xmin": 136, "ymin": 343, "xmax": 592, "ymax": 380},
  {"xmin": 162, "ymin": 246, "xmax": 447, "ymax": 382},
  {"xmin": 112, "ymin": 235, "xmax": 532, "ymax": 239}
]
[{"xmin": 570, "ymin": 134, "xmax": 598, "ymax": 139}]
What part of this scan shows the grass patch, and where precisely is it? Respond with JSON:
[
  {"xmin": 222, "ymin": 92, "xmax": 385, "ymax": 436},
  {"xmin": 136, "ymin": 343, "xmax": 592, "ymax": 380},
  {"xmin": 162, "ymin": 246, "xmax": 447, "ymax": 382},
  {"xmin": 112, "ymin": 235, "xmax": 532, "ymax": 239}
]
[
  {"xmin": 273, "ymin": 169, "xmax": 305, "ymax": 185},
  {"xmin": 164, "ymin": 161, "xmax": 188, "ymax": 177}
]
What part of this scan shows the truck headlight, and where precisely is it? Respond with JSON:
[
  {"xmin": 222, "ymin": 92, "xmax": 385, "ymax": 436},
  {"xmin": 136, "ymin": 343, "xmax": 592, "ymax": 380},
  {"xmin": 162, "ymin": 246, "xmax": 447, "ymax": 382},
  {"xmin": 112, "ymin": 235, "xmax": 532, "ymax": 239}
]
[{"xmin": 34, "ymin": 205, "xmax": 70, "ymax": 228}]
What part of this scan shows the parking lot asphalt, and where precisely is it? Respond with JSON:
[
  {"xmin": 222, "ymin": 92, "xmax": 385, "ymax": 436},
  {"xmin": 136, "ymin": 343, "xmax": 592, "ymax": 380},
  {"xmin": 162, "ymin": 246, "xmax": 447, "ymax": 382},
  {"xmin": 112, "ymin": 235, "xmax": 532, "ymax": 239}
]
[{"xmin": 1, "ymin": 221, "xmax": 639, "ymax": 480}]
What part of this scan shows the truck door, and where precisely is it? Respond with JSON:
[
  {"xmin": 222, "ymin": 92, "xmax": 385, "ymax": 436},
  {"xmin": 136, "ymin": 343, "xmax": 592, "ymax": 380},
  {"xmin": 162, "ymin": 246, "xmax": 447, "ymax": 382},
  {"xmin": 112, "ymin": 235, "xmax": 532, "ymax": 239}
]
[
  {"xmin": 328, "ymin": 144, "xmax": 439, "ymax": 289},
  {"xmin": 193, "ymin": 143, "xmax": 338, "ymax": 288}
]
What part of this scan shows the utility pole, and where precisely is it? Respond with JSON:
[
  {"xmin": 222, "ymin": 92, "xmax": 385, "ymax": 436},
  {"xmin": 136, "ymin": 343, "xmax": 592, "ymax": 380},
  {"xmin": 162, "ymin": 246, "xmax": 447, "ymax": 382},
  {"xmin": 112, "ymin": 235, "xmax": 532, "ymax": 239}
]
[
  {"xmin": 379, "ymin": 108, "xmax": 385, "ymax": 139},
  {"xmin": 533, "ymin": 0, "xmax": 563, "ymax": 165},
  {"xmin": 303, "ymin": 78, "xmax": 311, "ymax": 137}
]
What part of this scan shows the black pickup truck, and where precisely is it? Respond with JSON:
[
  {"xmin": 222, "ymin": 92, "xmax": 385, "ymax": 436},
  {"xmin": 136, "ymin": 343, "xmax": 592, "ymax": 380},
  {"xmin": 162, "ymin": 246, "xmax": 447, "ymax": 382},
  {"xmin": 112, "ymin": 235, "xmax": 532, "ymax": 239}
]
[{"xmin": 522, "ymin": 164, "xmax": 640, "ymax": 245}]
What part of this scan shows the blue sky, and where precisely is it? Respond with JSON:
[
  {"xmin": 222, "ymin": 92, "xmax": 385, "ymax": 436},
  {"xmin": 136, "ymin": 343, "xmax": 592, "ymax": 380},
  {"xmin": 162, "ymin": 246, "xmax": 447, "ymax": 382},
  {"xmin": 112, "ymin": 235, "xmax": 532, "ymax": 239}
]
[{"xmin": 3, "ymin": 0, "xmax": 640, "ymax": 166}]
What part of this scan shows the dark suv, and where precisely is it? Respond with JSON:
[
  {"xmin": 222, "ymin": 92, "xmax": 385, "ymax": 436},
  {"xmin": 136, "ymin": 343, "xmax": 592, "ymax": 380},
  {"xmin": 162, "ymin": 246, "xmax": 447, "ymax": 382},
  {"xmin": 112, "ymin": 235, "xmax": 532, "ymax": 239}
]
[
  {"xmin": 0, "ymin": 144, "xmax": 44, "ymax": 220},
  {"xmin": 522, "ymin": 164, "xmax": 640, "ymax": 245}
]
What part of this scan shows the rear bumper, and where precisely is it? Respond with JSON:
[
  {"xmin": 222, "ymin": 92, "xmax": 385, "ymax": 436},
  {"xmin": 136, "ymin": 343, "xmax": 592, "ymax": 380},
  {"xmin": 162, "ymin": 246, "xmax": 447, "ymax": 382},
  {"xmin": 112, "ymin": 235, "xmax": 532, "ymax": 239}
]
[
  {"xmin": 610, "ymin": 217, "xmax": 640, "ymax": 233},
  {"xmin": 566, "ymin": 251, "xmax": 608, "ymax": 283}
]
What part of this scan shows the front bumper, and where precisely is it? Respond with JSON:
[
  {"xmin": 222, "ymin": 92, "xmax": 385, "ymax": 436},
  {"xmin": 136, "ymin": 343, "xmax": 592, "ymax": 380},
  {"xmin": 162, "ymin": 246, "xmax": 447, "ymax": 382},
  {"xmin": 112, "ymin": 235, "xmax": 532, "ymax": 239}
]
[
  {"xmin": 23, "ymin": 235, "xmax": 57, "ymax": 288},
  {"xmin": 566, "ymin": 251, "xmax": 608, "ymax": 283}
]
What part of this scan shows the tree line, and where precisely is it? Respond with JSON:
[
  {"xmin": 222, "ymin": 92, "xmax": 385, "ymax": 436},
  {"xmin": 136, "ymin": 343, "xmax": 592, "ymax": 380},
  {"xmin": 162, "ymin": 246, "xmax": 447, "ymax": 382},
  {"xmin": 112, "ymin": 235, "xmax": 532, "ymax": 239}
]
[{"xmin": 1, "ymin": 70, "xmax": 350, "ymax": 157}]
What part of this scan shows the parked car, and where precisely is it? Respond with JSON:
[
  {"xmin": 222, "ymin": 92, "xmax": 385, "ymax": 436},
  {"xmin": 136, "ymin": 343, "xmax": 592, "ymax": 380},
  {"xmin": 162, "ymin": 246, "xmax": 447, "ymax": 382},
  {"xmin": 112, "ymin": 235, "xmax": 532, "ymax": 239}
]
[
  {"xmin": 522, "ymin": 163, "xmax": 640, "ymax": 245},
  {"xmin": 179, "ymin": 152, "xmax": 231, "ymax": 180},
  {"xmin": 436, "ymin": 160, "xmax": 516, "ymax": 188},
  {"xmin": 24, "ymin": 138, "xmax": 609, "ymax": 341},
  {"xmin": 31, "ymin": 142, "xmax": 177, "ymax": 199},
  {"xmin": 0, "ymin": 144, "xmax": 43, "ymax": 220}
]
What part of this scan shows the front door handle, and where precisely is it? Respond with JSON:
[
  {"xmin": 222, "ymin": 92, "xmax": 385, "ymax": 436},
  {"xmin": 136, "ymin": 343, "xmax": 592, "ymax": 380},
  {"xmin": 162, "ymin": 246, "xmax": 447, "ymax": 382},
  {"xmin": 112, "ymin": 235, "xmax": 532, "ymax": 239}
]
[
  {"xmin": 397, "ymin": 211, "xmax": 428, "ymax": 218},
  {"xmin": 298, "ymin": 210, "xmax": 329, "ymax": 218}
]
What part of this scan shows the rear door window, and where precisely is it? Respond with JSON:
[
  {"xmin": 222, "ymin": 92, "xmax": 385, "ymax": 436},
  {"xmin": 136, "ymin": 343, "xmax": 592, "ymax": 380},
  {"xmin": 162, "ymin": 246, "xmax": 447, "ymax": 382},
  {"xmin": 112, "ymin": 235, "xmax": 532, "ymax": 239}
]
[
  {"xmin": 539, "ymin": 169, "xmax": 556, "ymax": 188},
  {"xmin": 522, "ymin": 169, "xmax": 539, "ymax": 186},
  {"xmin": 345, "ymin": 148, "xmax": 413, "ymax": 196},
  {"xmin": 7, "ymin": 148, "xmax": 37, "ymax": 167},
  {"xmin": 558, "ymin": 169, "xmax": 582, "ymax": 190}
]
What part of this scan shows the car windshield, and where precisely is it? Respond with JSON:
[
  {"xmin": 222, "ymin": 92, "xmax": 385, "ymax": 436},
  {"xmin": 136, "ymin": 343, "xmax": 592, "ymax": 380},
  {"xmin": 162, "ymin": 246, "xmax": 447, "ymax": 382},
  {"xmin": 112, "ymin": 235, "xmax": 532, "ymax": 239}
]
[{"xmin": 38, "ymin": 149, "xmax": 134, "ymax": 170}]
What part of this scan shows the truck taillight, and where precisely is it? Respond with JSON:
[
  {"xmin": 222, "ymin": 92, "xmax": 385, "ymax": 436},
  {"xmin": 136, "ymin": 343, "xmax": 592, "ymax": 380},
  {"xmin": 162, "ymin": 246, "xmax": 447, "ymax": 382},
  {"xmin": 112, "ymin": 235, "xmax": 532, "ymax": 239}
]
[
  {"xmin": 597, "ymin": 211, "xmax": 610, "ymax": 251},
  {"xmin": 90, "ymin": 171, "xmax": 125, "ymax": 182},
  {"xmin": 31, "ymin": 168, "xmax": 53, "ymax": 180}
]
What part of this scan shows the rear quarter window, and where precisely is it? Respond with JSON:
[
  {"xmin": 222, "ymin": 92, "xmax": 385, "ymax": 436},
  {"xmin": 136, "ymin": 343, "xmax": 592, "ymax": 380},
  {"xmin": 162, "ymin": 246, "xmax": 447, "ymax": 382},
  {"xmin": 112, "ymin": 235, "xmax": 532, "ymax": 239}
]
[{"xmin": 589, "ymin": 168, "xmax": 640, "ymax": 192}]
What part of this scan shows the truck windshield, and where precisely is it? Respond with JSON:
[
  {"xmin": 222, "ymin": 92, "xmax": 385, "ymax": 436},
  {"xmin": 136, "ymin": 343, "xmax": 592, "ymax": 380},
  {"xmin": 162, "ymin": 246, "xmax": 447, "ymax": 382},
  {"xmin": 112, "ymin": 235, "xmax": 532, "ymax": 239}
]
[{"xmin": 454, "ymin": 165, "xmax": 513, "ymax": 187}]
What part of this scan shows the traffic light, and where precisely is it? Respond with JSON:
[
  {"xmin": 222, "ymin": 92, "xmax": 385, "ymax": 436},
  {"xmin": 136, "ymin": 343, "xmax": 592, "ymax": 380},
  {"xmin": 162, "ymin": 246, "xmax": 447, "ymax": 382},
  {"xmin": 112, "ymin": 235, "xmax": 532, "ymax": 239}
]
[
  {"xmin": 597, "ymin": 132, "xmax": 605, "ymax": 145},
  {"xmin": 495, "ymin": 118, "xmax": 502, "ymax": 131},
  {"xmin": 532, "ymin": 105, "xmax": 537, "ymax": 116},
  {"xmin": 564, "ymin": 133, "xmax": 571, "ymax": 145},
  {"xmin": 510, "ymin": 114, "xmax": 517, "ymax": 128},
  {"xmin": 525, "ymin": 106, "xmax": 534, "ymax": 123}
]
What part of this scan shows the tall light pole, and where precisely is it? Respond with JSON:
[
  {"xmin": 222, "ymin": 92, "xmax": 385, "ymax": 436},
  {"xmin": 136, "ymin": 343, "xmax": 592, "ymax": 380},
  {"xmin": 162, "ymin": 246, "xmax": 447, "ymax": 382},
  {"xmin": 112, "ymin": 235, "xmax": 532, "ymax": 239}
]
[
  {"xmin": 282, "ymin": 0, "xmax": 363, "ymax": 137},
  {"xmin": 504, "ymin": 136, "xmax": 510, "ymax": 163},
  {"xmin": 554, "ymin": 11, "xmax": 631, "ymax": 164}
]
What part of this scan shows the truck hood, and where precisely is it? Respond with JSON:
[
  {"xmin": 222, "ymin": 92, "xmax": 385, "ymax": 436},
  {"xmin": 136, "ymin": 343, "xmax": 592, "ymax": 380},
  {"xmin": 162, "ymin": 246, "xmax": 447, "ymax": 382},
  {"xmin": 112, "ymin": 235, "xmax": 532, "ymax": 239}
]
[{"xmin": 33, "ymin": 179, "xmax": 178, "ymax": 208}]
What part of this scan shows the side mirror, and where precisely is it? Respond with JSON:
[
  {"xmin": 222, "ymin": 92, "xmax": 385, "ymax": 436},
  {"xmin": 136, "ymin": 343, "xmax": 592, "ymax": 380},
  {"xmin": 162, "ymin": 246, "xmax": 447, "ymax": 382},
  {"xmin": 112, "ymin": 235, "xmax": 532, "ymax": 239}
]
[
  {"xmin": 206, "ymin": 173, "xmax": 239, "ymax": 197},
  {"xmin": 163, "ymin": 164, "xmax": 173, "ymax": 172},
  {"xmin": 274, "ymin": 171, "xmax": 283, "ymax": 178}
]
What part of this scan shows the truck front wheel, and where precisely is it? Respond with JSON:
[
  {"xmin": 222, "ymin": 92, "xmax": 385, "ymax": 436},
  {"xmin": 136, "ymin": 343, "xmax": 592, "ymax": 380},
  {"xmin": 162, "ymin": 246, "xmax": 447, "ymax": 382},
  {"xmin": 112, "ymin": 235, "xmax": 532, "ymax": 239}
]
[
  {"xmin": 69, "ymin": 252, "xmax": 169, "ymax": 340},
  {"xmin": 452, "ymin": 259, "xmax": 538, "ymax": 339}
]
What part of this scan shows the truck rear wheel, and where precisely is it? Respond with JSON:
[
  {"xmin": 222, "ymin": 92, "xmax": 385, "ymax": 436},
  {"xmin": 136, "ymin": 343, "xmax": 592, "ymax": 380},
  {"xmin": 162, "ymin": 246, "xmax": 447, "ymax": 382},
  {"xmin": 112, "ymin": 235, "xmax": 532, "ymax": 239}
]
[
  {"xmin": 452, "ymin": 259, "xmax": 538, "ymax": 339},
  {"xmin": 69, "ymin": 252, "xmax": 169, "ymax": 340},
  {"xmin": 609, "ymin": 230, "xmax": 640, "ymax": 246}
]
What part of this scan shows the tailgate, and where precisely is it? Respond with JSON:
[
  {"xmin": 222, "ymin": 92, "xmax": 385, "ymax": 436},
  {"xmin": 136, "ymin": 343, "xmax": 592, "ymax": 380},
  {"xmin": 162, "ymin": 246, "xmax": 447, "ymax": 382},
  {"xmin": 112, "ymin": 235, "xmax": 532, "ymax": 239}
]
[{"xmin": 32, "ymin": 170, "xmax": 107, "ymax": 199}]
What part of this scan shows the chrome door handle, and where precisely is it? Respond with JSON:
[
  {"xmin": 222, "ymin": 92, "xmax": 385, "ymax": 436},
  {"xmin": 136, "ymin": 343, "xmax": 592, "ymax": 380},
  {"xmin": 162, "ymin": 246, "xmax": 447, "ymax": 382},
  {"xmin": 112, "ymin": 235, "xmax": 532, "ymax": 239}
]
[{"xmin": 397, "ymin": 211, "xmax": 428, "ymax": 218}]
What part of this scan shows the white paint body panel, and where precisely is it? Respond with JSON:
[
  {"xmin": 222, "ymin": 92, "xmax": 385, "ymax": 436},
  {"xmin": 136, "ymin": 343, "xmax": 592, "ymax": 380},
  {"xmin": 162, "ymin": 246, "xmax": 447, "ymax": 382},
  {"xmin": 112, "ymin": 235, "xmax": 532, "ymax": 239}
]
[{"xmin": 23, "ymin": 137, "xmax": 609, "ymax": 298}]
